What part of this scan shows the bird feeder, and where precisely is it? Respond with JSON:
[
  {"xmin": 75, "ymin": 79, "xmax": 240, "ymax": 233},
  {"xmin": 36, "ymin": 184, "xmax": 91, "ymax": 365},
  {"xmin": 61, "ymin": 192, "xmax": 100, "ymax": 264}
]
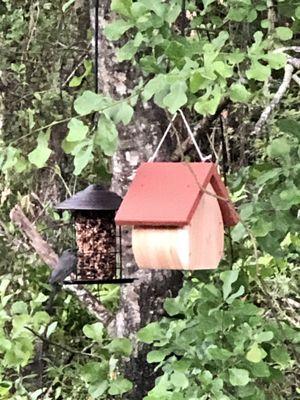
[
  {"xmin": 115, "ymin": 162, "xmax": 239, "ymax": 270},
  {"xmin": 55, "ymin": 185, "xmax": 134, "ymax": 284}
]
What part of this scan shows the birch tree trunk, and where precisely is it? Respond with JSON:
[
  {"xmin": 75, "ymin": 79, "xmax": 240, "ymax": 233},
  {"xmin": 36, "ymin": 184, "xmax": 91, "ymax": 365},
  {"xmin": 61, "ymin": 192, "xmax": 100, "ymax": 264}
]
[{"xmin": 92, "ymin": 1, "xmax": 183, "ymax": 398}]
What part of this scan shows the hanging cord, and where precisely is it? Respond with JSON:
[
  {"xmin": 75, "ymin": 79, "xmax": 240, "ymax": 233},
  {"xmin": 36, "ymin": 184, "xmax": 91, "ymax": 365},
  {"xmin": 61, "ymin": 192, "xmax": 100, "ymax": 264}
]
[
  {"xmin": 149, "ymin": 110, "xmax": 212, "ymax": 162},
  {"xmin": 219, "ymin": 114, "xmax": 228, "ymax": 185},
  {"xmin": 94, "ymin": 0, "xmax": 99, "ymax": 94},
  {"xmin": 148, "ymin": 114, "xmax": 177, "ymax": 162}
]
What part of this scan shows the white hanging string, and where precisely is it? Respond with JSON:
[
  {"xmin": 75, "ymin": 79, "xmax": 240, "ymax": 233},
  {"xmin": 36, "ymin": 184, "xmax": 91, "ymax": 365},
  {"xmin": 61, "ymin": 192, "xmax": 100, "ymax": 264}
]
[
  {"xmin": 148, "ymin": 113, "xmax": 177, "ymax": 162},
  {"xmin": 148, "ymin": 109, "xmax": 212, "ymax": 162}
]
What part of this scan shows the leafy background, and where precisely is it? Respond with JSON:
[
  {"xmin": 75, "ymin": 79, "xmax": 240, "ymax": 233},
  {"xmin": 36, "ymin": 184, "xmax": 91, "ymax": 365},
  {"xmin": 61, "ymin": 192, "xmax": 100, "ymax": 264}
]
[{"xmin": 0, "ymin": 0, "xmax": 299, "ymax": 399}]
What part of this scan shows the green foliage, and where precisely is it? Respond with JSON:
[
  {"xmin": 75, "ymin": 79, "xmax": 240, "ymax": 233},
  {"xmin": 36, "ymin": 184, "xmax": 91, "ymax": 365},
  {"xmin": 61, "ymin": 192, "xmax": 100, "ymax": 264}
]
[
  {"xmin": 1, "ymin": 0, "xmax": 300, "ymax": 398},
  {"xmin": 138, "ymin": 268, "xmax": 298, "ymax": 399}
]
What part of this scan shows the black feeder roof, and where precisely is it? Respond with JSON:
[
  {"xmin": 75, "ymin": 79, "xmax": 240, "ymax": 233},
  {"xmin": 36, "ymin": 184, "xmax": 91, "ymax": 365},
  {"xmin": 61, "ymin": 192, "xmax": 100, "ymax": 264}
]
[{"xmin": 55, "ymin": 184, "xmax": 122, "ymax": 211}]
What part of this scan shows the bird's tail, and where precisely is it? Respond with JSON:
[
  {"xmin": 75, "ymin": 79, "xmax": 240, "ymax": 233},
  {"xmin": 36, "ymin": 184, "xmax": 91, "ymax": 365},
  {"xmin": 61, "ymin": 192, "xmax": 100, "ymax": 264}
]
[{"xmin": 45, "ymin": 283, "xmax": 60, "ymax": 315}]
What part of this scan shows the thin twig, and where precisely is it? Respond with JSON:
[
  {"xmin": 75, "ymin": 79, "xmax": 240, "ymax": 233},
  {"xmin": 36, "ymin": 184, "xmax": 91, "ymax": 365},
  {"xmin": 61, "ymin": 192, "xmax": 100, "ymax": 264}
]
[
  {"xmin": 25, "ymin": 327, "xmax": 103, "ymax": 359},
  {"xmin": 250, "ymin": 63, "xmax": 294, "ymax": 136}
]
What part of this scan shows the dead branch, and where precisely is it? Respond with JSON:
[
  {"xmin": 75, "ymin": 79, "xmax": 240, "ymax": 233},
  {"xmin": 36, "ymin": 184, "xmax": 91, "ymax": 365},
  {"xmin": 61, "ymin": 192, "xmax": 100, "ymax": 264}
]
[
  {"xmin": 10, "ymin": 205, "xmax": 114, "ymax": 327},
  {"xmin": 292, "ymin": 73, "xmax": 300, "ymax": 86},
  {"xmin": 250, "ymin": 63, "xmax": 294, "ymax": 136},
  {"xmin": 274, "ymin": 46, "xmax": 300, "ymax": 54}
]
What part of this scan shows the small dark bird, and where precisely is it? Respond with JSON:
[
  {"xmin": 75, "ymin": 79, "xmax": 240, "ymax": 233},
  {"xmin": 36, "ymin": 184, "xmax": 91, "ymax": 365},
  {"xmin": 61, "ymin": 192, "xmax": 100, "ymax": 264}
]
[
  {"xmin": 49, "ymin": 249, "xmax": 77, "ymax": 285},
  {"xmin": 46, "ymin": 249, "xmax": 77, "ymax": 314}
]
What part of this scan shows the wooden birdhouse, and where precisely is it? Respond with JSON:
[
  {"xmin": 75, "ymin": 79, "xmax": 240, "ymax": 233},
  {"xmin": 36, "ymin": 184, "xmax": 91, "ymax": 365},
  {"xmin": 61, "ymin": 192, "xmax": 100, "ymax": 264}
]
[
  {"xmin": 115, "ymin": 163, "xmax": 239, "ymax": 270},
  {"xmin": 55, "ymin": 185, "xmax": 134, "ymax": 284}
]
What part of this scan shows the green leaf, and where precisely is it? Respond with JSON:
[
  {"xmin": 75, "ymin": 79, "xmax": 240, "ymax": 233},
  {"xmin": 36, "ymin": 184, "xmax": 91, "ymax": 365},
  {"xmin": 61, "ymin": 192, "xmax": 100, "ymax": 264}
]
[
  {"xmin": 140, "ymin": 0, "xmax": 166, "ymax": 17},
  {"xmin": 277, "ymin": 118, "xmax": 300, "ymax": 140},
  {"xmin": 73, "ymin": 142, "xmax": 93, "ymax": 175},
  {"xmin": 256, "ymin": 331, "xmax": 274, "ymax": 342},
  {"xmin": 213, "ymin": 61, "xmax": 233, "ymax": 78},
  {"xmin": 163, "ymin": 81, "xmax": 187, "ymax": 114},
  {"xmin": 108, "ymin": 378, "xmax": 133, "ymax": 395},
  {"xmin": 32, "ymin": 311, "xmax": 51, "ymax": 330},
  {"xmin": 74, "ymin": 90, "xmax": 108, "ymax": 116},
  {"xmin": 203, "ymin": 0, "xmax": 215, "ymax": 9},
  {"xmin": 4, "ymin": 337, "xmax": 34, "ymax": 368},
  {"xmin": 106, "ymin": 338, "xmax": 132, "ymax": 356},
  {"xmin": 220, "ymin": 270, "xmax": 239, "ymax": 300},
  {"xmin": 28, "ymin": 132, "xmax": 52, "ymax": 168},
  {"xmin": 11, "ymin": 301, "xmax": 28, "ymax": 315},
  {"xmin": 275, "ymin": 27, "xmax": 293, "ymax": 41},
  {"xmin": 231, "ymin": 222, "xmax": 247, "ymax": 242},
  {"xmin": 190, "ymin": 70, "xmax": 206, "ymax": 93},
  {"xmin": 66, "ymin": 118, "xmax": 89, "ymax": 142},
  {"xmin": 111, "ymin": 0, "xmax": 132, "ymax": 17},
  {"xmin": 89, "ymin": 381, "xmax": 109, "ymax": 398},
  {"xmin": 46, "ymin": 321, "xmax": 58, "ymax": 338},
  {"xmin": 248, "ymin": 361, "xmax": 270, "ymax": 377},
  {"xmin": 246, "ymin": 62, "xmax": 271, "ymax": 81},
  {"xmin": 12, "ymin": 314, "xmax": 30, "ymax": 336},
  {"xmin": 246, "ymin": 343, "xmax": 267, "ymax": 363},
  {"xmin": 143, "ymin": 75, "xmax": 167, "ymax": 101},
  {"xmin": 207, "ymin": 345, "xmax": 232, "ymax": 361},
  {"xmin": 252, "ymin": 220, "xmax": 273, "ymax": 237},
  {"xmin": 164, "ymin": 297, "xmax": 182, "ymax": 316},
  {"xmin": 104, "ymin": 19, "xmax": 133, "ymax": 41},
  {"xmin": 271, "ymin": 346, "xmax": 291, "ymax": 368},
  {"xmin": 110, "ymin": 102, "xmax": 134, "ymax": 125},
  {"xmin": 147, "ymin": 350, "xmax": 169, "ymax": 363},
  {"xmin": 170, "ymin": 371, "xmax": 189, "ymax": 389},
  {"xmin": 229, "ymin": 83, "xmax": 251, "ymax": 103},
  {"xmin": 229, "ymin": 368, "xmax": 250, "ymax": 386},
  {"xmin": 226, "ymin": 285, "xmax": 245, "ymax": 304},
  {"xmin": 267, "ymin": 138, "xmax": 291, "ymax": 158},
  {"xmin": 117, "ymin": 40, "xmax": 138, "ymax": 62},
  {"xmin": 83, "ymin": 322, "xmax": 104, "ymax": 342},
  {"xmin": 137, "ymin": 322, "xmax": 164, "ymax": 344},
  {"xmin": 194, "ymin": 86, "xmax": 222, "ymax": 115},
  {"xmin": 62, "ymin": 0, "xmax": 76, "ymax": 12},
  {"xmin": 69, "ymin": 75, "xmax": 83, "ymax": 87},
  {"xmin": 165, "ymin": 3, "xmax": 181, "ymax": 23},
  {"xmin": 264, "ymin": 52, "xmax": 286, "ymax": 70},
  {"xmin": 95, "ymin": 115, "xmax": 118, "ymax": 156},
  {"xmin": 1, "ymin": 146, "xmax": 18, "ymax": 172},
  {"xmin": 296, "ymin": 6, "xmax": 300, "ymax": 19},
  {"xmin": 81, "ymin": 361, "xmax": 108, "ymax": 383}
]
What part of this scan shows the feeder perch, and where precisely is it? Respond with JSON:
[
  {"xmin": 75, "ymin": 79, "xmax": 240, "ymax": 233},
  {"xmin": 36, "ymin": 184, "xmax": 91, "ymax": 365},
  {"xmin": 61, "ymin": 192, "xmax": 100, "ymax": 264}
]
[
  {"xmin": 55, "ymin": 185, "xmax": 134, "ymax": 284},
  {"xmin": 115, "ymin": 163, "xmax": 239, "ymax": 270}
]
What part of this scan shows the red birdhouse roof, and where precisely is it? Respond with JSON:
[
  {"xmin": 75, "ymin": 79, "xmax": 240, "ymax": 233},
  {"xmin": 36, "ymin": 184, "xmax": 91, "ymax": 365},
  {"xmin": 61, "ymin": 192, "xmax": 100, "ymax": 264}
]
[{"xmin": 115, "ymin": 162, "xmax": 239, "ymax": 227}]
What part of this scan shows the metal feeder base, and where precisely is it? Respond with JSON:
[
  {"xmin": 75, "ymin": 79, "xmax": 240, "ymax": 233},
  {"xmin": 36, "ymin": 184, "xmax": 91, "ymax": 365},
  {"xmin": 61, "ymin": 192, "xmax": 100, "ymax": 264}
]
[{"xmin": 63, "ymin": 278, "xmax": 136, "ymax": 285}]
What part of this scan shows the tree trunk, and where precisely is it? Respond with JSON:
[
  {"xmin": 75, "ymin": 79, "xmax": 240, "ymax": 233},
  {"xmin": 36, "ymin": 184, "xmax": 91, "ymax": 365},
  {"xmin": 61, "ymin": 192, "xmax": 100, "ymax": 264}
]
[{"xmin": 92, "ymin": 2, "xmax": 183, "ymax": 398}]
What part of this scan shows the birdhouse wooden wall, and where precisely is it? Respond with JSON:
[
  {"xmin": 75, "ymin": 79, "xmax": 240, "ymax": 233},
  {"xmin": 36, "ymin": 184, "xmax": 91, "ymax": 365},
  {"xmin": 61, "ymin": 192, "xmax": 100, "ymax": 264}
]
[
  {"xmin": 132, "ymin": 183, "xmax": 224, "ymax": 269},
  {"xmin": 115, "ymin": 163, "xmax": 239, "ymax": 271}
]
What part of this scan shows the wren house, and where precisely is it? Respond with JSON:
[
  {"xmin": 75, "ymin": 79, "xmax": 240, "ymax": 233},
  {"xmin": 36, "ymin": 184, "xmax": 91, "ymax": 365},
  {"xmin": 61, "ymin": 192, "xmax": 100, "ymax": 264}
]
[
  {"xmin": 56, "ymin": 185, "xmax": 133, "ymax": 284},
  {"xmin": 115, "ymin": 162, "xmax": 239, "ymax": 270}
]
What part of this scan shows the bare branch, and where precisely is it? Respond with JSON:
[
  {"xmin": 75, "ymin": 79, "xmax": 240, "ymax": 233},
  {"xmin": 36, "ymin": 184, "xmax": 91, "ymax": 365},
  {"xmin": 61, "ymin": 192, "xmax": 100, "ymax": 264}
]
[
  {"xmin": 10, "ymin": 205, "xmax": 114, "ymax": 327},
  {"xmin": 250, "ymin": 64, "xmax": 294, "ymax": 136},
  {"xmin": 274, "ymin": 46, "xmax": 300, "ymax": 54},
  {"xmin": 292, "ymin": 73, "xmax": 300, "ymax": 87}
]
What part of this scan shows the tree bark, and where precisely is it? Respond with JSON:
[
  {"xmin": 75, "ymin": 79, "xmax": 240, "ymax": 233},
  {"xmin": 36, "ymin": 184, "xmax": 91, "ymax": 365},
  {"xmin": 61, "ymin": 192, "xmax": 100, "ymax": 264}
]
[{"xmin": 93, "ymin": 2, "xmax": 183, "ymax": 398}]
